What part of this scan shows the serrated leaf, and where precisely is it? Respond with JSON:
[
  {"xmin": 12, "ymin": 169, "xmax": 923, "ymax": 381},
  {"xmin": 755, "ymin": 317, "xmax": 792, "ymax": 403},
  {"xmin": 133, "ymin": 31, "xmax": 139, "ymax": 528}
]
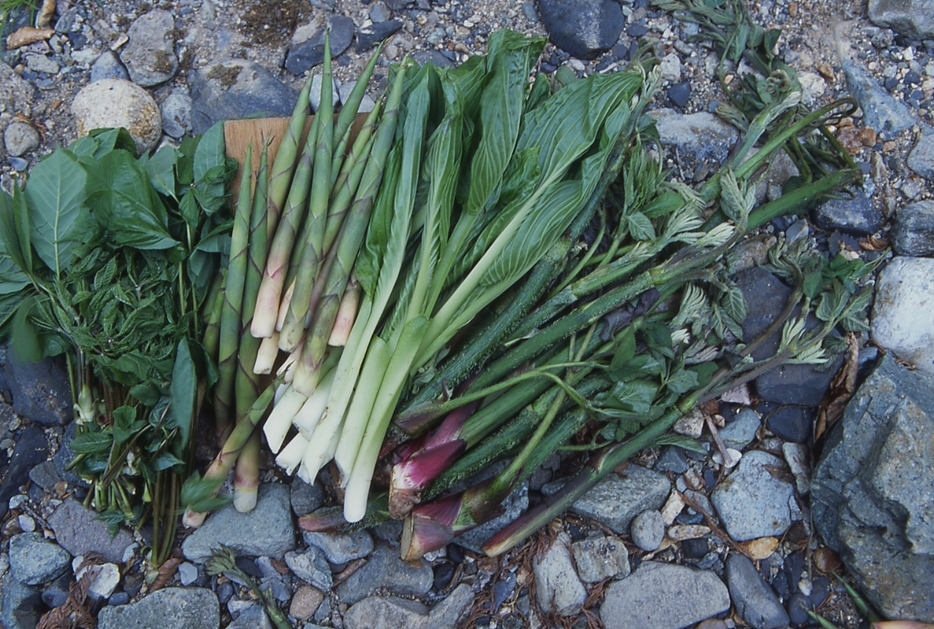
[
  {"xmin": 607, "ymin": 379, "xmax": 658, "ymax": 414},
  {"xmin": 70, "ymin": 430, "xmax": 114, "ymax": 454},
  {"xmin": 666, "ymin": 368, "xmax": 700, "ymax": 394},
  {"xmin": 88, "ymin": 128, "xmax": 137, "ymax": 157},
  {"xmin": 722, "ymin": 285, "xmax": 748, "ymax": 323},
  {"xmin": 626, "ymin": 212, "xmax": 656, "ymax": 241},
  {"xmin": 10, "ymin": 297, "xmax": 42, "ymax": 363},
  {"xmin": 24, "ymin": 150, "xmax": 90, "ymax": 276}
]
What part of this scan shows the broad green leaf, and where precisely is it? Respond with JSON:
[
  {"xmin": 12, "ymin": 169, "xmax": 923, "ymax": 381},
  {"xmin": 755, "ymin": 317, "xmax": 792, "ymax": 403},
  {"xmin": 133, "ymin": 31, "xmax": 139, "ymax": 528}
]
[
  {"xmin": 193, "ymin": 122, "xmax": 231, "ymax": 216},
  {"xmin": 24, "ymin": 149, "xmax": 90, "ymax": 276},
  {"xmin": 0, "ymin": 293, "xmax": 19, "ymax": 335},
  {"xmin": 69, "ymin": 431, "xmax": 114, "ymax": 454},
  {"xmin": 10, "ymin": 297, "xmax": 42, "ymax": 363},
  {"xmin": 0, "ymin": 188, "xmax": 31, "ymax": 275},
  {"xmin": 112, "ymin": 405, "xmax": 145, "ymax": 446},
  {"xmin": 626, "ymin": 212, "xmax": 656, "ymax": 241},
  {"xmin": 608, "ymin": 326, "xmax": 637, "ymax": 379},
  {"xmin": 607, "ymin": 379, "xmax": 657, "ymax": 414},
  {"xmin": 129, "ymin": 382, "xmax": 161, "ymax": 406},
  {"xmin": 688, "ymin": 362, "xmax": 719, "ymax": 388},
  {"xmin": 168, "ymin": 339, "xmax": 197, "ymax": 449},
  {"xmin": 146, "ymin": 146, "xmax": 180, "ymax": 201},
  {"xmin": 88, "ymin": 128, "xmax": 137, "ymax": 157},
  {"xmin": 0, "ymin": 256, "xmax": 30, "ymax": 294},
  {"xmin": 84, "ymin": 151, "xmax": 178, "ymax": 250},
  {"xmin": 666, "ymin": 368, "xmax": 699, "ymax": 394},
  {"xmin": 178, "ymin": 191, "xmax": 200, "ymax": 227},
  {"xmin": 154, "ymin": 451, "xmax": 185, "ymax": 471},
  {"xmin": 68, "ymin": 135, "xmax": 101, "ymax": 158},
  {"xmin": 176, "ymin": 136, "xmax": 199, "ymax": 185}
]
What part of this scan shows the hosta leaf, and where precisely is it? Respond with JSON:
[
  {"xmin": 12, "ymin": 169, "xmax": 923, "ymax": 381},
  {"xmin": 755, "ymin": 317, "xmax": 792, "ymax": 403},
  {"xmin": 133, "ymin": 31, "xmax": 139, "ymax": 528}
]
[{"xmin": 24, "ymin": 150, "xmax": 91, "ymax": 276}]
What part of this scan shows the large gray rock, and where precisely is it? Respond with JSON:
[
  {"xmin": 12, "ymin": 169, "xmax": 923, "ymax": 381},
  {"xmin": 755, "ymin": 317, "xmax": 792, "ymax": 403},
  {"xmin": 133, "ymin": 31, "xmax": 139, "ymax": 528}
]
[
  {"xmin": 97, "ymin": 587, "xmax": 219, "ymax": 629},
  {"xmin": 572, "ymin": 535, "xmax": 630, "ymax": 583},
  {"xmin": 907, "ymin": 124, "xmax": 934, "ymax": 180},
  {"xmin": 841, "ymin": 58, "xmax": 914, "ymax": 138},
  {"xmin": 49, "ymin": 498, "xmax": 136, "ymax": 564},
  {"xmin": 285, "ymin": 15, "xmax": 356, "ymax": 75},
  {"xmin": 182, "ymin": 483, "xmax": 295, "ymax": 562},
  {"xmin": 284, "ymin": 547, "xmax": 332, "ymax": 591},
  {"xmin": 532, "ymin": 532, "xmax": 587, "ymax": 616},
  {"xmin": 868, "ymin": 0, "xmax": 934, "ymax": 39},
  {"xmin": 651, "ymin": 109, "xmax": 739, "ymax": 168},
  {"xmin": 302, "ymin": 529, "xmax": 373, "ymax": 565},
  {"xmin": 871, "ymin": 257, "xmax": 934, "ymax": 375},
  {"xmin": 600, "ymin": 562, "xmax": 730, "ymax": 629},
  {"xmin": 336, "ymin": 543, "xmax": 433, "ymax": 605},
  {"xmin": 4, "ymin": 121, "xmax": 40, "ymax": 157},
  {"xmin": 711, "ymin": 450, "xmax": 795, "ymax": 542},
  {"xmin": 811, "ymin": 353, "xmax": 934, "ymax": 622},
  {"xmin": 892, "ymin": 200, "xmax": 934, "ymax": 257},
  {"xmin": 544, "ymin": 465, "xmax": 670, "ymax": 534},
  {"xmin": 9, "ymin": 533, "xmax": 71, "ymax": 585},
  {"xmin": 119, "ymin": 10, "xmax": 178, "ymax": 86},
  {"xmin": 0, "ymin": 61, "xmax": 34, "ymax": 116},
  {"xmin": 0, "ymin": 573, "xmax": 42, "ymax": 629},
  {"xmin": 813, "ymin": 189, "xmax": 883, "ymax": 236},
  {"xmin": 727, "ymin": 554, "xmax": 790, "ymax": 629},
  {"xmin": 189, "ymin": 61, "xmax": 299, "ymax": 134},
  {"xmin": 536, "ymin": 0, "xmax": 625, "ymax": 59},
  {"xmin": 72, "ymin": 79, "xmax": 162, "ymax": 155},
  {"xmin": 343, "ymin": 583, "xmax": 473, "ymax": 629},
  {"xmin": 3, "ymin": 355, "xmax": 71, "ymax": 425},
  {"xmin": 0, "ymin": 426, "xmax": 47, "ymax": 519}
]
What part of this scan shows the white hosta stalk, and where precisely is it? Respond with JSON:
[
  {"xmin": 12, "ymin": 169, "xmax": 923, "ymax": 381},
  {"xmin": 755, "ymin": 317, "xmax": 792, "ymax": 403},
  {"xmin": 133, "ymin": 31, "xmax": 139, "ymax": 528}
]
[
  {"xmin": 276, "ymin": 433, "xmax": 309, "ymax": 475},
  {"xmin": 253, "ymin": 332, "xmax": 281, "ymax": 375},
  {"xmin": 263, "ymin": 386, "xmax": 308, "ymax": 453},
  {"xmin": 293, "ymin": 367, "xmax": 335, "ymax": 438}
]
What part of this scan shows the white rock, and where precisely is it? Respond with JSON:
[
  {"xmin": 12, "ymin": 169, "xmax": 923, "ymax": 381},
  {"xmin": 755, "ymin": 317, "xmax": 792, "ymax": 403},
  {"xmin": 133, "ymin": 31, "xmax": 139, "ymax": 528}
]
[
  {"xmin": 871, "ymin": 256, "xmax": 934, "ymax": 375},
  {"xmin": 532, "ymin": 532, "xmax": 586, "ymax": 616},
  {"xmin": 73, "ymin": 558, "xmax": 121, "ymax": 600},
  {"xmin": 71, "ymin": 78, "xmax": 161, "ymax": 155},
  {"xmin": 659, "ymin": 52, "xmax": 682, "ymax": 82}
]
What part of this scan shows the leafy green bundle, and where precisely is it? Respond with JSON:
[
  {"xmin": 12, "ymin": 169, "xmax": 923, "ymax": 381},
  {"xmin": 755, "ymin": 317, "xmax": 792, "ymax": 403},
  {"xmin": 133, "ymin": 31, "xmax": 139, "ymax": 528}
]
[{"xmin": 0, "ymin": 125, "xmax": 236, "ymax": 564}]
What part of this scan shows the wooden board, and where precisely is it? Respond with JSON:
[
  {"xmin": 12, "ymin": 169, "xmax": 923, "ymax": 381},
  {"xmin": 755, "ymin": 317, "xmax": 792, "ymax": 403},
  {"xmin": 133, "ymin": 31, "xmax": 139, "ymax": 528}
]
[{"xmin": 224, "ymin": 114, "xmax": 369, "ymax": 198}]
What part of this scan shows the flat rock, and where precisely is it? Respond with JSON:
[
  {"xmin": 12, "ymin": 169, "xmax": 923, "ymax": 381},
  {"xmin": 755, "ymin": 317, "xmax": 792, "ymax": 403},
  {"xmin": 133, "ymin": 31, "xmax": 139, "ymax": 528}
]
[
  {"xmin": 160, "ymin": 88, "xmax": 192, "ymax": 139},
  {"xmin": 285, "ymin": 15, "xmax": 356, "ymax": 75},
  {"xmin": 719, "ymin": 408, "xmax": 760, "ymax": 449},
  {"xmin": 228, "ymin": 604, "xmax": 272, "ymax": 629},
  {"xmin": 302, "ymin": 529, "xmax": 373, "ymax": 565},
  {"xmin": 3, "ymin": 355, "xmax": 71, "ymax": 426},
  {"xmin": 868, "ymin": 0, "xmax": 934, "ymax": 39},
  {"xmin": 813, "ymin": 188, "xmax": 883, "ymax": 236},
  {"xmin": 571, "ymin": 535, "xmax": 630, "ymax": 583},
  {"xmin": 544, "ymin": 465, "xmax": 670, "ymax": 534},
  {"xmin": 908, "ymin": 123, "xmax": 934, "ymax": 180},
  {"xmin": 0, "ymin": 426, "xmax": 47, "ymax": 519},
  {"xmin": 89, "ymin": 51, "xmax": 129, "ymax": 82},
  {"xmin": 735, "ymin": 266, "xmax": 841, "ymax": 405},
  {"xmin": 4, "ymin": 121, "xmax": 40, "ymax": 157},
  {"xmin": 48, "ymin": 498, "xmax": 135, "ymax": 564},
  {"xmin": 0, "ymin": 573, "xmax": 42, "ymax": 629},
  {"xmin": 601, "ymin": 562, "xmax": 730, "ymax": 629},
  {"xmin": 841, "ymin": 58, "xmax": 914, "ymax": 138},
  {"xmin": 290, "ymin": 585, "xmax": 325, "ymax": 621},
  {"xmin": 343, "ymin": 583, "xmax": 473, "ymax": 629},
  {"xmin": 336, "ymin": 543, "xmax": 433, "ymax": 605},
  {"xmin": 727, "ymin": 554, "xmax": 790, "ymax": 629},
  {"xmin": 9, "ymin": 533, "xmax": 71, "ymax": 585},
  {"xmin": 182, "ymin": 483, "xmax": 294, "ymax": 562},
  {"xmin": 188, "ymin": 61, "xmax": 298, "ymax": 134},
  {"xmin": 650, "ymin": 109, "xmax": 739, "ymax": 168},
  {"xmin": 284, "ymin": 547, "xmax": 332, "ymax": 590},
  {"xmin": 356, "ymin": 20, "xmax": 404, "ymax": 52},
  {"xmin": 72, "ymin": 78, "xmax": 162, "ymax": 155},
  {"xmin": 811, "ymin": 353, "xmax": 934, "ymax": 622},
  {"xmin": 97, "ymin": 587, "xmax": 219, "ymax": 629},
  {"xmin": 871, "ymin": 256, "xmax": 934, "ymax": 374},
  {"xmin": 119, "ymin": 10, "xmax": 178, "ymax": 86},
  {"xmin": 533, "ymin": 532, "xmax": 587, "ymax": 616},
  {"xmin": 536, "ymin": 0, "xmax": 625, "ymax": 59},
  {"xmin": 892, "ymin": 199, "xmax": 934, "ymax": 256},
  {"xmin": 711, "ymin": 450, "xmax": 794, "ymax": 541},
  {"xmin": 290, "ymin": 479, "xmax": 324, "ymax": 516}
]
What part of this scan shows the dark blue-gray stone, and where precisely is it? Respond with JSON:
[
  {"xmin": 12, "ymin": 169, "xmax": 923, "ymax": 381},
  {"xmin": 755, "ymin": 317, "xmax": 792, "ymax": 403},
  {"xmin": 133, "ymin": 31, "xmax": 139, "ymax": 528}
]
[
  {"xmin": 811, "ymin": 353, "xmax": 934, "ymax": 622},
  {"xmin": 868, "ymin": 0, "xmax": 934, "ymax": 39},
  {"xmin": 189, "ymin": 61, "xmax": 299, "ymax": 134},
  {"xmin": 356, "ymin": 20, "xmax": 403, "ymax": 52},
  {"xmin": 893, "ymin": 199, "xmax": 934, "ymax": 256},
  {"xmin": 335, "ymin": 543, "xmax": 433, "ymax": 605},
  {"xmin": 727, "ymin": 553, "xmax": 790, "ymax": 629},
  {"xmin": 841, "ymin": 58, "xmax": 914, "ymax": 138},
  {"xmin": 3, "ymin": 354, "xmax": 71, "ymax": 425},
  {"xmin": 0, "ymin": 573, "xmax": 42, "ymax": 629},
  {"xmin": 763, "ymin": 405, "xmax": 812, "ymax": 443},
  {"xmin": 284, "ymin": 15, "xmax": 355, "ymax": 75},
  {"xmin": 908, "ymin": 124, "xmax": 934, "ymax": 179},
  {"xmin": 90, "ymin": 51, "xmax": 130, "ymax": 82},
  {"xmin": 667, "ymin": 80, "xmax": 691, "ymax": 108},
  {"xmin": 97, "ymin": 587, "xmax": 219, "ymax": 629},
  {"xmin": 9, "ymin": 532, "xmax": 71, "ymax": 585},
  {"xmin": 0, "ymin": 426, "xmax": 48, "ymax": 518},
  {"xmin": 537, "ymin": 0, "xmax": 625, "ymax": 60},
  {"xmin": 813, "ymin": 188, "xmax": 883, "ymax": 236}
]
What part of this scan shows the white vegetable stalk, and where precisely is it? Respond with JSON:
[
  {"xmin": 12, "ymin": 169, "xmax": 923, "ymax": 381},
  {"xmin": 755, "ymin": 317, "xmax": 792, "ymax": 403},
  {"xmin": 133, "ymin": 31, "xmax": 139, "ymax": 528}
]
[
  {"xmin": 263, "ymin": 386, "xmax": 307, "ymax": 454},
  {"xmin": 293, "ymin": 366, "xmax": 336, "ymax": 438},
  {"xmin": 275, "ymin": 432, "xmax": 308, "ymax": 475},
  {"xmin": 275, "ymin": 277, "xmax": 297, "ymax": 333},
  {"xmin": 253, "ymin": 332, "xmax": 281, "ymax": 375}
]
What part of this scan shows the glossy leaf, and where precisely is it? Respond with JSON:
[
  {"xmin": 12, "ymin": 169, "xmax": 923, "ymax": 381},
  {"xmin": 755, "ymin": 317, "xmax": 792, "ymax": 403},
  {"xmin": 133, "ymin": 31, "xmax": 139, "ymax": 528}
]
[{"xmin": 146, "ymin": 146, "xmax": 180, "ymax": 201}]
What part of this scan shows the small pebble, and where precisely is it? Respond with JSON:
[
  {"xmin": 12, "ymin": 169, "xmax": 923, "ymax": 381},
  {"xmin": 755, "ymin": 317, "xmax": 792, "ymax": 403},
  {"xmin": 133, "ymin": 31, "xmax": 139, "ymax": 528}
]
[
  {"xmin": 630, "ymin": 510, "xmax": 665, "ymax": 551},
  {"xmin": 178, "ymin": 562, "xmax": 198, "ymax": 586}
]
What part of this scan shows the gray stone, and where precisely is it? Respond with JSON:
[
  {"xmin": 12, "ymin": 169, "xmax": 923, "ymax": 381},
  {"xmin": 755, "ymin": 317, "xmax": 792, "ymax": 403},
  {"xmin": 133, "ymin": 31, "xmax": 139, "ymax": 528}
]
[
  {"xmin": 868, "ymin": 0, "xmax": 934, "ymax": 39},
  {"xmin": 720, "ymin": 409, "xmax": 761, "ymax": 450},
  {"xmin": 841, "ymin": 58, "xmax": 914, "ymax": 138},
  {"xmin": 182, "ymin": 484, "xmax": 294, "ymax": 562},
  {"xmin": 369, "ymin": 2, "xmax": 392, "ymax": 22},
  {"xmin": 228, "ymin": 604, "xmax": 272, "ymax": 629},
  {"xmin": 337, "ymin": 81, "xmax": 377, "ymax": 114},
  {"xmin": 571, "ymin": 535, "xmax": 630, "ymax": 583},
  {"xmin": 544, "ymin": 465, "xmax": 670, "ymax": 534},
  {"xmin": 0, "ymin": 426, "xmax": 47, "ymax": 519},
  {"xmin": 893, "ymin": 200, "xmax": 934, "ymax": 257},
  {"xmin": 813, "ymin": 188, "xmax": 883, "ymax": 236},
  {"xmin": 3, "ymin": 121, "xmax": 40, "ymax": 157},
  {"xmin": 97, "ymin": 587, "xmax": 219, "ymax": 629},
  {"xmin": 119, "ymin": 10, "xmax": 178, "ymax": 86},
  {"xmin": 355, "ymin": 20, "xmax": 404, "ymax": 52},
  {"xmin": 178, "ymin": 562, "xmax": 198, "ymax": 586},
  {"xmin": 3, "ymin": 355, "xmax": 71, "ymax": 425},
  {"xmin": 908, "ymin": 124, "xmax": 934, "ymax": 180},
  {"xmin": 0, "ymin": 573, "xmax": 42, "ymax": 629},
  {"xmin": 290, "ymin": 478, "xmax": 324, "ymax": 516},
  {"xmin": 871, "ymin": 257, "xmax": 934, "ymax": 375},
  {"xmin": 533, "ymin": 532, "xmax": 586, "ymax": 616},
  {"xmin": 89, "ymin": 51, "xmax": 129, "ymax": 82},
  {"xmin": 630, "ymin": 510, "xmax": 665, "ymax": 552},
  {"xmin": 302, "ymin": 529, "xmax": 373, "ymax": 564},
  {"xmin": 9, "ymin": 533, "xmax": 71, "ymax": 585},
  {"xmin": 651, "ymin": 109, "xmax": 739, "ymax": 168},
  {"xmin": 53, "ymin": 421, "xmax": 89, "ymax": 489},
  {"xmin": 0, "ymin": 57, "xmax": 33, "ymax": 117},
  {"xmin": 336, "ymin": 543, "xmax": 433, "ymax": 605},
  {"xmin": 28, "ymin": 460, "xmax": 61, "ymax": 491},
  {"xmin": 285, "ymin": 547, "xmax": 332, "ymax": 590},
  {"xmin": 41, "ymin": 573, "xmax": 72, "ymax": 608},
  {"xmin": 160, "ymin": 88, "xmax": 192, "ymax": 139},
  {"xmin": 48, "ymin": 498, "xmax": 135, "ymax": 563},
  {"xmin": 189, "ymin": 61, "xmax": 298, "ymax": 134},
  {"xmin": 343, "ymin": 583, "xmax": 472, "ymax": 629},
  {"xmin": 309, "ymin": 73, "xmax": 341, "ymax": 113},
  {"xmin": 711, "ymin": 450, "xmax": 794, "ymax": 541},
  {"xmin": 285, "ymin": 15, "xmax": 356, "ymax": 75},
  {"xmin": 72, "ymin": 79, "xmax": 162, "ymax": 155},
  {"xmin": 655, "ymin": 446, "xmax": 690, "ymax": 473},
  {"xmin": 812, "ymin": 353, "xmax": 934, "ymax": 622},
  {"xmin": 537, "ymin": 0, "xmax": 624, "ymax": 59},
  {"xmin": 735, "ymin": 266, "xmax": 842, "ymax": 405},
  {"xmin": 727, "ymin": 554, "xmax": 790, "ymax": 629},
  {"xmin": 601, "ymin": 562, "xmax": 730, "ymax": 629},
  {"xmin": 25, "ymin": 53, "xmax": 60, "ymax": 75}
]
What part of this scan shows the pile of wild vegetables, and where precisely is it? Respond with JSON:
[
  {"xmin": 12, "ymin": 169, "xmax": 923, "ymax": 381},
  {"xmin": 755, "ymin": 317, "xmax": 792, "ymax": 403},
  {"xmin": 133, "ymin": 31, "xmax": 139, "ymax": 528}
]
[
  {"xmin": 0, "ymin": 125, "xmax": 235, "ymax": 565},
  {"xmin": 0, "ymin": 0, "xmax": 873, "ymax": 567}
]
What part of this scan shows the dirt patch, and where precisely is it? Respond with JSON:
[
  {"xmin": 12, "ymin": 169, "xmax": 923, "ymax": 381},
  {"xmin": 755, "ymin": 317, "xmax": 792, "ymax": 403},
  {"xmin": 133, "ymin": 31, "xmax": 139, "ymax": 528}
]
[
  {"xmin": 206, "ymin": 63, "xmax": 242, "ymax": 88},
  {"xmin": 236, "ymin": 0, "xmax": 304, "ymax": 48}
]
